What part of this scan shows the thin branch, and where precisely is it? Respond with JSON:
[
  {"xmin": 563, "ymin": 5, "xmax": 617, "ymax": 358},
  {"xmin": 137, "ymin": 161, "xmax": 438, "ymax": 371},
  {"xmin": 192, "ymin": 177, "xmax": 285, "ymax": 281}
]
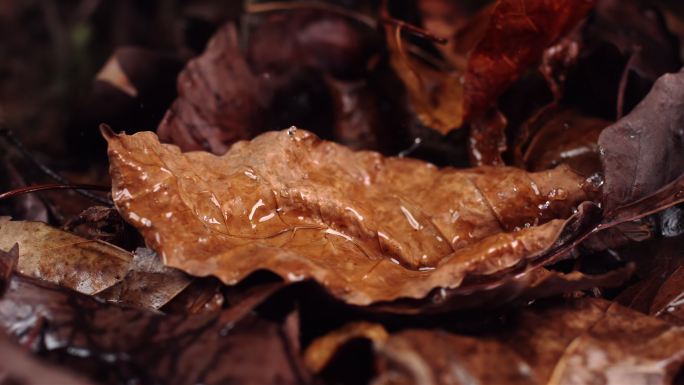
[
  {"xmin": 0, "ymin": 184, "xmax": 111, "ymax": 202},
  {"xmin": 0, "ymin": 127, "xmax": 113, "ymax": 205}
]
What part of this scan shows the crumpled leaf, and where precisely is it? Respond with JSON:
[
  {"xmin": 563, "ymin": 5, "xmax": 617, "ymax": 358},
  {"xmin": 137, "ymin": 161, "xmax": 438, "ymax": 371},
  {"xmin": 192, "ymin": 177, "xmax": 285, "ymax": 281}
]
[
  {"xmin": 384, "ymin": 0, "xmax": 595, "ymax": 135},
  {"xmin": 0, "ymin": 256, "xmax": 302, "ymax": 385},
  {"xmin": 307, "ymin": 298, "xmax": 684, "ymax": 385},
  {"xmin": 105, "ymin": 126, "xmax": 603, "ymax": 309},
  {"xmin": 0, "ymin": 218, "xmax": 191, "ymax": 310},
  {"xmin": 599, "ymin": 68, "xmax": 684, "ymax": 211}
]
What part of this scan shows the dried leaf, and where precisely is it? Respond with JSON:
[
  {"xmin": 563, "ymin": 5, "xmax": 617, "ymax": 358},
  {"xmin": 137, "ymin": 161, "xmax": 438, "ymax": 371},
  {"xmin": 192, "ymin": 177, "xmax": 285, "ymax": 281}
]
[
  {"xmin": 310, "ymin": 298, "xmax": 684, "ymax": 385},
  {"xmin": 0, "ymin": 219, "xmax": 191, "ymax": 310},
  {"xmin": 500, "ymin": 298, "xmax": 684, "ymax": 385},
  {"xmin": 599, "ymin": 69, "xmax": 684, "ymax": 211},
  {"xmin": 0, "ymin": 244, "xmax": 17, "ymax": 296},
  {"xmin": 372, "ymin": 330, "xmax": 537, "ymax": 385},
  {"xmin": 464, "ymin": 0, "xmax": 596, "ymax": 118},
  {"xmin": 246, "ymin": 9, "xmax": 378, "ymax": 80},
  {"xmin": 385, "ymin": 0, "xmax": 595, "ymax": 135},
  {"xmin": 157, "ymin": 24, "xmax": 272, "ymax": 154},
  {"xmin": 0, "ymin": 271, "xmax": 300, "ymax": 385},
  {"xmin": 0, "ymin": 218, "xmax": 131, "ymax": 295},
  {"xmin": 105, "ymin": 127, "xmax": 597, "ymax": 308}
]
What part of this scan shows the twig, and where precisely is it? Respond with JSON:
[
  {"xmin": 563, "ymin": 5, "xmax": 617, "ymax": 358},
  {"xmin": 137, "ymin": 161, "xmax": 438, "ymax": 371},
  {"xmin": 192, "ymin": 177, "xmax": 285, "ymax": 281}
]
[
  {"xmin": 0, "ymin": 127, "xmax": 113, "ymax": 205},
  {"xmin": 0, "ymin": 184, "xmax": 111, "ymax": 202}
]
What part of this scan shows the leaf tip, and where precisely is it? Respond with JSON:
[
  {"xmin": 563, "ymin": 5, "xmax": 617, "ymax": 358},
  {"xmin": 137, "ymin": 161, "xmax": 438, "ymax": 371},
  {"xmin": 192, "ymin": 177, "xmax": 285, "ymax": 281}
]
[{"xmin": 99, "ymin": 124, "xmax": 118, "ymax": 142}]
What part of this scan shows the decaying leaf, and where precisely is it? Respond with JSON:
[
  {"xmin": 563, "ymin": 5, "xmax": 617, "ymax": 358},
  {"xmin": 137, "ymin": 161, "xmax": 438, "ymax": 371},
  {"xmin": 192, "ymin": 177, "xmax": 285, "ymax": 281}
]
[
  {"xmin": 157, "ymin": 24, "xmax": 272, "ymax": 154},
  {"xmin": 307, "ymin": 298, "xmax": 684, "ymax": 385},
  {"xmin": 599, "ymin": 68, "xmax": 684, "ymax": 211},
  {"xmin": 105, "ymin": 126, "xmax": 602, "ymax": 308},
  {"xmin": 384, "ymin": 0, "xmax": 595, "ymax": 135},
  {"xmin": 0, "ymin": 218, "xmax": 191, "ymax": 310},
  {"xmin": 0, "ymin": 217, "xmax": 131, "ymax": 295},
  {"xmin": 0, "ymin": 260, "xmax": 301, "ymax": 385}
]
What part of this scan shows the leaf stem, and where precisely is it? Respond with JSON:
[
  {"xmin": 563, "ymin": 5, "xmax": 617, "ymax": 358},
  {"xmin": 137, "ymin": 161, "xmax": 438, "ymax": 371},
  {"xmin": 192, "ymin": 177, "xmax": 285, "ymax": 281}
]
[{"xmin": 0, "ymin": 184, "xmax": 111, "ymax": 202}]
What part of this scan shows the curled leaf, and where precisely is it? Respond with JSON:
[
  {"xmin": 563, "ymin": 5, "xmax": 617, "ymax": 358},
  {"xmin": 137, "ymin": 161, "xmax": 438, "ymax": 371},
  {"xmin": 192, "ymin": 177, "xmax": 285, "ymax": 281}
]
[
  {"xmin": 105, "ymin": 127, "xmax": 596, "ymax": 308},
  {"xmin": 599, "ymin": 69, "xmax": 684, "ymax": 211}
]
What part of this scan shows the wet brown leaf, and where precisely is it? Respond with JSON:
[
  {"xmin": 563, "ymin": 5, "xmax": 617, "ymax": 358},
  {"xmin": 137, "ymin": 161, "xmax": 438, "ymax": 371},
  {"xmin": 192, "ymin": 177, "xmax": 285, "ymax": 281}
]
[{"xmin": 105, "ymin": 127, "xmax": 598, "ymax": 308}]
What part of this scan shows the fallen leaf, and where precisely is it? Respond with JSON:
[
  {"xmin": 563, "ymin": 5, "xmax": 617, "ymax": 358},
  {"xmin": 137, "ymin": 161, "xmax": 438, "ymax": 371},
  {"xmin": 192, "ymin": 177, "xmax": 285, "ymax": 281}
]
[
  {"xmin": 373, "ymin": 329, "xmax": 537, "ymax": 385},
  {"xmin": 599, "ymin": 69, "xmax": 684, "ymax": 211},
  {"xmin": 499, "ymin": 298, "xmax": 684, "ymax": 385},
  {"xmin": 157, "ymin": 24, "xmax": 272, "ymax": 154},
  {"xmin": 245, "ymin": 8, "xmax": 379, "ymax": 80},
  {"xmin": 0, "ymin": 217, "xmax": 131, "ymax": 295},
  {"xmin": 105, "ymin": 126, "xmax": 599, "ymax": 308},
  {"xmin": 464, "ymin": 0, "xmax": 596, "ymax": 119},
  {"xmin": 384, "ymin": 0, "xmax": 595, "ymax": 135},
  {"xmin": 0, "ymin": 218, "xmax": 191, "ymax": 310},
  {"xmin": 96, "ymin": 247, "xmax": 193, "ymax": 310},
  {"xmin": 0, "ymin": 268, "xmax": 301, "ymax": 385},
  {"xmin": 308, "ymin": 298, "xmax": 684, "ymax": 385}
]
